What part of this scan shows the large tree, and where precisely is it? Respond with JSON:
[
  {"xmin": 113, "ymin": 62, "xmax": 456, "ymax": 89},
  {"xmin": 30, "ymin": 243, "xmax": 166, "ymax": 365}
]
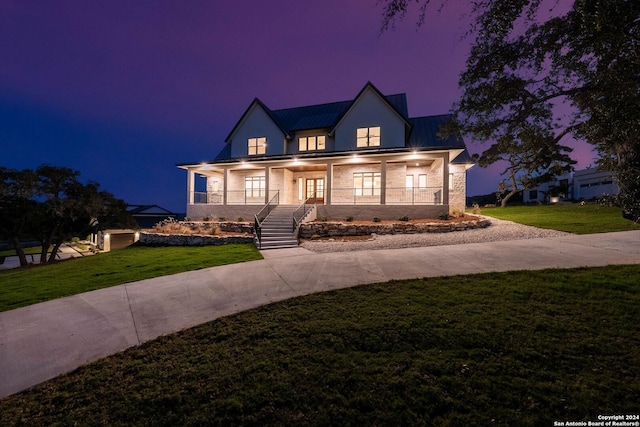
[
  {"xmin": 0, "ymin": 165, "xmax": 134, "ymax": 266},
  {"xmin": 379, "ymin": 0, "xmax": 640, "ymax": 220}
]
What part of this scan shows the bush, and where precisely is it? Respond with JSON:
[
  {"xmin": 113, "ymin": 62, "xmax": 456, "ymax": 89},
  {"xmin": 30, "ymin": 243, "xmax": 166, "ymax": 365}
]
[
  {"xmin": 202, "ymin": 216, "xmax": 210, "ymax": 221},
  {"xmin": 319, "ymin": 216, "xmax": 328, "ymax": 222},
  {"xmin": 210, "ymin": 225, "xmax": 221, "ymax": 236},
  {"xmin": 237, "ymin": 217, "xmax": 244, "ymax": 222},
  {"xmin": 438, "ymin": 212, "xmax": 450, "ymax": 220},
  {"xmin": 345, "ymin": 216, "xmax": 354, "ymax": 222},
  {"xmin": 398, "ymin": 215, "xmax": 410, "ymax": 222},
  {"xmin": 218, "ymin": 216, "xmax": 227, "ymax": 221},
  {"xmin": 373, "ymin": 216, "xmax": 381, "ymax": 222}
]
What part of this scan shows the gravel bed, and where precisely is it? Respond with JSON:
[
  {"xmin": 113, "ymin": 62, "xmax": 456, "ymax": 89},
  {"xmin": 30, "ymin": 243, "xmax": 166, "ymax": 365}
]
[{"xmin": 300, "ymin": 216, "xmax": 571, "ymax": 253}]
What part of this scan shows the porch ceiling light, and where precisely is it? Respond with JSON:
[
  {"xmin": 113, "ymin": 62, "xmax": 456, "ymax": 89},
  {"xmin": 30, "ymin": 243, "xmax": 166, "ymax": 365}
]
[{"xmin": 351, "ymin": 154, "xmax": 360, "ymax": 162}]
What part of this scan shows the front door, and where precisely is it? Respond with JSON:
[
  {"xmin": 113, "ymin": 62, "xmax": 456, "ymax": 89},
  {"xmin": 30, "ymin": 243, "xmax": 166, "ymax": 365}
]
[{"xmin": 306, "ymin": 178, "xmax": 324, "ymax": 204}]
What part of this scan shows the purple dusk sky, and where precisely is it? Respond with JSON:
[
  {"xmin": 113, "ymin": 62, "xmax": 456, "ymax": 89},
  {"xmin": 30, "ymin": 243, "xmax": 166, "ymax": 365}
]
[{"xmin": 1, "ymin": 1, "xmax": 596, "ymax": 212}]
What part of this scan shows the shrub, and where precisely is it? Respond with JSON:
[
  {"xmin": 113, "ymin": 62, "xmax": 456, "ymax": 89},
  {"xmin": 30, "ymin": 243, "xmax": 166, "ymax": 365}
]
[
  {"xmin": 438, "ymin": 212, "xmax": 450, "ymax": 220},
  {"xmin": 398, "ymin": 215, "xmax": 410, "ymax": 222},
  {"xmin": 472, "ymin": 203, "xmax": 481, "ymax": 215},
  {"xmin": 210, "ymin": 225, "xmax": 221, "ymax": 235},
  {"xmin": 373, "ymin": 216, "xmax": 381, "ymax": 222},
  {"xmin": 237, "ymin": 217, "xmax": 244, "ymax": 222},
  {"xmin": 202, "ymin": 216, "xmax": 210, "ymax": 221},
  {"xmin": 345, "ymin": 216, "xmax": 354, "ymax": 222},
  {"xmin": 319, "ymin": 216, "xmax": 328, "ymax": 222},
  {"xmin": 218, "ymin": 216, "xmax": 227, "ymax": 221}
]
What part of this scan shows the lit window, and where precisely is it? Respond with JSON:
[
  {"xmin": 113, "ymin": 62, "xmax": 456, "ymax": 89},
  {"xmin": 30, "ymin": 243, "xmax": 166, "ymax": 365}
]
[
  {"xmin": 353, "ymin": 172, "xmax": 381, "ymax": 196},
  {"xmin": 418, "ymin": 174, "xmax": 427, "ymax": 188},
  {"xmin": 406, "ymin": 175, "xmax": 414, "ymax": 188},
  {"xmin": 356, "ymin": 126, "xmax": 380, "ymax": 147},
  {"xmin": 248, "ymin": 137, "xmax": 266, "ymax": 155},
  {"xmin": 245, "ymin": 176, "xmax": 265, "ymax": 198},
  {"xmin": 299, "ymin": 135, "xmax": 326, "ymax": 151}
]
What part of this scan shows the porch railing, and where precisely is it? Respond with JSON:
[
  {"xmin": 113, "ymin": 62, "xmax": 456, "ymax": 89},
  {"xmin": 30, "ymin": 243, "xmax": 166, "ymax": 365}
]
[
  {"xmin": 193, "ymin": 187, "xmax": 443, "ymax": 206},
  {"xmin": 330, "ymin": 187, "xmax": 443, "ymax": 205},
  {"xmin": 254, "ymin": 191, "xmax": 279, "ymax": 248},
  {"xmin": 192, "ymin": 190, "xmax": 279, "ymax": 205}
]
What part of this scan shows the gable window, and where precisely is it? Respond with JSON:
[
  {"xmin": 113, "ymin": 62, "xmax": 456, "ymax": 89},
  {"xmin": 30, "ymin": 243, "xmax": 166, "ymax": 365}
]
[
  {"xmin": 356, "ymin": 126, "xmax": 380, "ymax": 147},
  {"xmin": 353, "ymin": 172, "xmax": 381, "ymax": 196},
  {"xmin": 248, "ymin": 137, "xmax": 266, "ymax": 156},
  {"xmin": 245, "ymin": 176, "xmax": 265, "ymax": 198},
  {"xmin": 299, "ymin": 135, "xmax": 326, "ymax": 151}
]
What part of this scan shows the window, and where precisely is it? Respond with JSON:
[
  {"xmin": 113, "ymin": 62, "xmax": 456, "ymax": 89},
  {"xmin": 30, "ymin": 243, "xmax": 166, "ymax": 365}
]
[
  {"xmin": 529, "ymin": 190, "xmax": 538, "ymax": 200},
  {"xmin": 418, "ymin": 174, "xmax": 427, "ymax": 188},
  {"xmin": 406, "ymin": 175, "xmax": 414, "ymax": 188},
  {"xmin": 356, "ymin": 126, "xmax": 380, "ymax": 147},
  {"xmin": 248, "ymin": 137, "xmax": 266, "ymax": 155},
  {"xmin": 245, "ymin": 176, "xmax": 265, "ymax": 198},
  {"xmin": 353, "ymin": 172, "xmax": 381, "ymax": 196},
  {"xmin": 299, "ymin": 135, "xmax": 326, "ymax": 151}
]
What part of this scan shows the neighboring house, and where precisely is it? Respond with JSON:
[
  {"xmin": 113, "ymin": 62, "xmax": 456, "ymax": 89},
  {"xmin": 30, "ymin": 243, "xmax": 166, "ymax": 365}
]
[
  {"xmin": 524, "ymin": 167, "xmax": 619, "ymax": 203},
  {"xmin": 178, "ymin": 82, "xmax": 474, "ymax": 221},
  {"xmin": 127, "ymin": 204, "xmax": 184, "ymax": 228}
]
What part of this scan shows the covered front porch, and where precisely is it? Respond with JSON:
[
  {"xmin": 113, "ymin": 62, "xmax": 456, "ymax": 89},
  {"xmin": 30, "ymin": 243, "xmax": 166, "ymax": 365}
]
[{"xmin": 185, "ymin": 151, "xmax": 455, "ymax": 213}]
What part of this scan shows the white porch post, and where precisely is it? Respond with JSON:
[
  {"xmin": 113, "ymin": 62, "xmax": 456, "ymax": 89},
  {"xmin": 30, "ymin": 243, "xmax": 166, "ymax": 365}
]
[
  {"xmin": 380, "ymin": 160, "xmax": 387, "ymax": 205},
  {"xmin": 326, "ymin": 161, "xmax": 333, "ymax": 205},
  {"xmin": 223, "ymin": 168, "xmax": 228, "ymax": 205},
  {"xmin": 187, "ymin": 169, "xmax": 195, "ymax": 205},
  {"xmin": 442, "ymin": 152, "xmax": 450, "ymax": 206},
  {"xmin": 265, "ymin": 166, "xmax": 270, "ymax": 204}
]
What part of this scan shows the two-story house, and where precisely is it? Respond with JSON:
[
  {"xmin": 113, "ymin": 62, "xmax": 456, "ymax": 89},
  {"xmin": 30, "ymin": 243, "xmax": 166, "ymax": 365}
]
[{"xmin": 178, "ymin": 82, "xmax": 473, "ymax": 223}]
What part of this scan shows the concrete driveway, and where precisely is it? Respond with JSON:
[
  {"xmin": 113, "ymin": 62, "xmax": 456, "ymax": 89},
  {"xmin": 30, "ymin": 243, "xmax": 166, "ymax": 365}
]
[{"xmin": 1, "ymin": 230, "xmax": 639, "ymax": 398}]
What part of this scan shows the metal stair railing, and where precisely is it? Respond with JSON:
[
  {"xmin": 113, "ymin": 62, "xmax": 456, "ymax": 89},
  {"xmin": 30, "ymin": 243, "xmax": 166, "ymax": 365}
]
[
  {"xmin": 254, "ymin": 191, "xmax": 279, "ymax": 249},
  {"xmin": 292, "ymin": 192, "xmax": 317, "ymax": 233}
]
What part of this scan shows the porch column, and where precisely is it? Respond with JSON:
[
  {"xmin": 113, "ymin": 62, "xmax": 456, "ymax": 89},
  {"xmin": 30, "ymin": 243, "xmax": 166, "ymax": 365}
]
[
  {"xmin": 326, "ymin": 161, "xmax": 333, "ymax": 205},
  {"xmin": 380, "ymin": 160, "xmax": 387, "ymax": 205},
  {"xmin": 187, "ymin": 169, "xmax": 195, "ymax": 204},
  {"xmin": 442, "ymin": 153, "xmax": 450, "ymax": 206},
  {"xmin": 264, "ymin": 166, "xmax": 270, "ymax": 204},
  {"xmin": 223, "ymin": 168, "xmax": 228, "ymax": 205}
]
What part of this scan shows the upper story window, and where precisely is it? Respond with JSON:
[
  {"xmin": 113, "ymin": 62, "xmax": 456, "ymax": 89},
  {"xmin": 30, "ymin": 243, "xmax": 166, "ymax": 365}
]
[
  {"xmin": 248, "ymin": 137, "xmax": 266, "ymax": 155},
  {"xmin": 356, "ymin": 126, "xmax": 380, "ymax": 147},
  {"xmin": 299, "ymin": 135, "xmax": 326, "ymax": 151}
]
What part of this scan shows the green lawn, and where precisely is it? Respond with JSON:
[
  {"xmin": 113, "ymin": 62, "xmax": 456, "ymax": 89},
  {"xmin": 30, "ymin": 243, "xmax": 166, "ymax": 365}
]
[
  {"xmin": 477, "ymin": 203, "xmax": 640, "ymax": 234},
  {"xmin": 0, "ymin": 244, "xmax": 262, "ymax": 312},
  {"xmin": 1, "ymin": 265, "xmax": 638, "ymax": 426}
]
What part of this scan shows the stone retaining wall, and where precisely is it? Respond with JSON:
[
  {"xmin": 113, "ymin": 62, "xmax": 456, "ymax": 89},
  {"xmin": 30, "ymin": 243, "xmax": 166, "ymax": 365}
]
[
  {"xmin": 181, "ymin": 221, "xmax": 254, "ymax": 234},
  {"xmin": 299, "ymin": 218, "xmax": 491, "ymax": 238},
  {"xmin": 140, "ymin": 232, "xmax": 254, "ymax": 246}
]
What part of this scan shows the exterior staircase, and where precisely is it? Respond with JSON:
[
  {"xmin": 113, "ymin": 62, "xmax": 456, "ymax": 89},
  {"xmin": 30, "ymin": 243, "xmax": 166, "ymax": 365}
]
[{"xmin": 255, "ymin": 205, "xmax": 299, "ymax": 249}]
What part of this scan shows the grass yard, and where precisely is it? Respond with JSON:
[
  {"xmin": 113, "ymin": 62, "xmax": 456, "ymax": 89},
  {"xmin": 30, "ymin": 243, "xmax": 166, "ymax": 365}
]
[
  {"xmin": 0, "ymin": 244, "xmax": 262, "ymax": 312},
  {"xmin": 1, "ymin": 265, "xmax": 638, "ymax": 426},
  {"xmin": 477, "ymin": 203, "xmax": 640, "ymax": 234}
]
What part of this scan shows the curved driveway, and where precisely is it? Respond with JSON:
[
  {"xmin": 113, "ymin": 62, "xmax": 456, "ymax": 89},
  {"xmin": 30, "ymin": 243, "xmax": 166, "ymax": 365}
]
[{"xmin": 1, "ymin": 230, "xmax": 640, "ymax": 398}]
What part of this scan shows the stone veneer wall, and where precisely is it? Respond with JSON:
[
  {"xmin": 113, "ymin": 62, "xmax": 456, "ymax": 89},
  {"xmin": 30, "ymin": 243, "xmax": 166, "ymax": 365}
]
[
  {"xmin": 315, "ymin": 204, "xmax": 449, "ymax": 221},
  {"xmin": 186, "ymin": 205, "xmax": 263, "ymax": 221},
  {"xmin": 299, "ymin": 217, "xmax": 491, "ymax": 239},
  {"xmin": 140, "ymin": 232, "xmax": 254, "ymax": 246}
]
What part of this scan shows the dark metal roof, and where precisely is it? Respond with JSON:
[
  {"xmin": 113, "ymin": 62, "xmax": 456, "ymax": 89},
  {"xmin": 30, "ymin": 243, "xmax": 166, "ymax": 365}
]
[
  {"xmin": 408, "ymin": 114, "xmax": 465, "ymax": 149},
  {"xmin": 214, "ymin": 142, "xmax": 232, "ymax": 161},
  {"xmin": 270, "ymin": 92, "xmax": 409, "ymax": 132},
  {"xmin": 451, "ymin": 149, "xmax": 474, "ymax": 164},
  {"xmin": 272, "ymin": 100, "xmax": 351, "ymax": 131}
]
